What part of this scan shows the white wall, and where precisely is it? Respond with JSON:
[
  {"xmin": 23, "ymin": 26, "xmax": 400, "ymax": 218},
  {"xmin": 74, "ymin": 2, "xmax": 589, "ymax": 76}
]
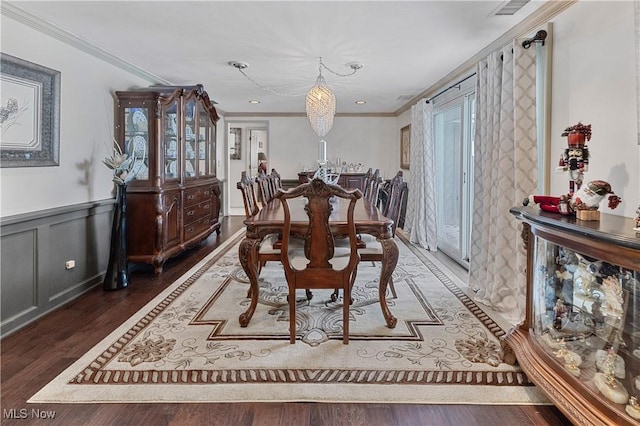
[
  {"xmin": 549, "ymin": 1, "xmax": 639, "ymax": 218},
  {"xmin": 224, "ymin": 115, "xmax": 398, "ymax": 214},
  {"xmin": 0, "ymin": 15, "xmax": 152, "ymax": 217}
]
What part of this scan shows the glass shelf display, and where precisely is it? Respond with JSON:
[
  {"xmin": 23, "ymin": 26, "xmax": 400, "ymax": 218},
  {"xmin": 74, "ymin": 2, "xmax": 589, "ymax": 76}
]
[
  {"xmin": 532, "ymin": 238, "xmax": 639, "ymax": 401},
  {"xmin": 123, "ymin": 107, "xmax": 149, "ymax": 181},
  {"xmin": 508, "ymin": 206, "xmax": 640, "ymax": 425},
  {"xmin": 163, "ymin": 101, "xmax": 179, "ymax": 180}
]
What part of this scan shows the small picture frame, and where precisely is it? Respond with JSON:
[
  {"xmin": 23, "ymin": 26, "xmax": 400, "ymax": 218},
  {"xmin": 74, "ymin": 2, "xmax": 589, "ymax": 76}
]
[
  {"xmin": 229, "ymin": 127, "xmax": 242, "ymax": 160},
  {"xmin": 0, "ymin": 54, "xmax": 61, "ymax": 167},
  {"xmin": 400, "ymin": 124, "xmax": 411, "ymax": 169}
]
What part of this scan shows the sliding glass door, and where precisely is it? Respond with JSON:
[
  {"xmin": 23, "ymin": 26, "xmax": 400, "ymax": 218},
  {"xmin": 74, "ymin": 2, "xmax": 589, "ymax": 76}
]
[{"xmin": 433, "ymin": 91, "xmax": 475, "ymax": 268}]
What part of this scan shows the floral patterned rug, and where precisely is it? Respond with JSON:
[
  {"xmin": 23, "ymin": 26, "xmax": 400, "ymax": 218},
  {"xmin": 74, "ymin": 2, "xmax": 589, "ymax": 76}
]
[{"xmin": 30, "ymin": 230, "xmax": 549, "ymax": 404}]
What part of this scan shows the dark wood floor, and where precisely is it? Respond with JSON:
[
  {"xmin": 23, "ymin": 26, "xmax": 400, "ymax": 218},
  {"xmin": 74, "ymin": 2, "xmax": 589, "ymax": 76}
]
[{"xmin": 1, "ymin": 216, "xmax": 572, "ymax": 426}]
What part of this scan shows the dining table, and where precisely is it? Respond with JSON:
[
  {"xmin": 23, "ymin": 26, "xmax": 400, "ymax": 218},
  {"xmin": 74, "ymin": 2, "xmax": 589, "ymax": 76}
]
[{"xmin": 238, "ymin": 196, "xmax": 399, "ymax": 329}]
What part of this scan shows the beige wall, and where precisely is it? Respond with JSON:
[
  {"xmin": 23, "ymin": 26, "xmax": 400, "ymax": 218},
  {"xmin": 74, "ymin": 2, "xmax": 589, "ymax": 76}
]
[{"xmin": 224, "ymin": 115, "xmax": 398, "ymax": 214}]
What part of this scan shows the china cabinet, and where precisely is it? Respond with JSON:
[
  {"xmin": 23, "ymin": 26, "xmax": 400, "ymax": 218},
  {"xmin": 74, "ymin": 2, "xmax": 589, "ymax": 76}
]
[
  {"xmin": 509, "ymin": 206, "xmax": 640, "ymax": 425},
  {"xmin": 115, "ymin": 84, "xmax": 221, "ymax": 273}
]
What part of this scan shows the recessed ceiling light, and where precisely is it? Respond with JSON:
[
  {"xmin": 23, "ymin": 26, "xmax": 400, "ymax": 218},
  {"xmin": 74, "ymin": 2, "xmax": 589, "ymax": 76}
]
[
  {"xmin": 248, "ymin": 100, "xmax": 260, "ymax": 104},
  {"xmin": 355, "ymin": 100, "xmax": 366, "ymax": 105}
]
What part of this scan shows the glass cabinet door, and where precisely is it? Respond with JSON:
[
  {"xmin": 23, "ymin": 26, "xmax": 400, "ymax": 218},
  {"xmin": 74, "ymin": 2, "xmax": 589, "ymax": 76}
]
[
  {"xmin": 532, "ymin": 235, "xmax": 640, "ymax": 409},
  {"xmin": 184, "ymin": 98, "xmax": 197, "ymax": 179},
  {"xmin": 197, "ymin": 103, "xmax": 216, "ymax": 177},
  {"xmin": 163, "ymin": 99, "xmax": 179, "ymax": 180},
  {"xmin": 123, "ymin": 107, "xmax": 150, "ymax": 181}
]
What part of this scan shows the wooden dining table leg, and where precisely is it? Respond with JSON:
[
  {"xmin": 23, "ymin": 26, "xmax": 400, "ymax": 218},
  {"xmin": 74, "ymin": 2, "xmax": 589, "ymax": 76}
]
[
  {"xmin": 378, "ymin": 237, "xmax": 399, "ymax": 328},
  {"xmin": 238, "ymin": 236, "xmax": 260, "ymax": 327}
]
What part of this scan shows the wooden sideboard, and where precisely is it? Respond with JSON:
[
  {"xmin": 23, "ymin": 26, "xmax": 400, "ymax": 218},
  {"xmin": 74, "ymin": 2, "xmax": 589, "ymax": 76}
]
[{"xmin": 297, "ymin": 171, "xmax": 367, "ymax": 192}]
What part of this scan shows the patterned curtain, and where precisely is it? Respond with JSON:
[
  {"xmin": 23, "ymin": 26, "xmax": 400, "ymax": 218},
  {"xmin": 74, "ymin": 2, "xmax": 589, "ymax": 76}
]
[
  {"xmin": 468, "ymin": 40, "xmax": 538, "ymax": 324},
  {"xmin": 404, "ymin": 99, "xmax": 438, "ymax": 250}
]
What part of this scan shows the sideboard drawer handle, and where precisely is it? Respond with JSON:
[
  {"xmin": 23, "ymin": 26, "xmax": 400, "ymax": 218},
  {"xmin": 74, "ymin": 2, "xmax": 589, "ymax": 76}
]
[
  {"xmin": 187, "ymin": 194, "xmax": 194, "ymax": 200},
  {"xmin": 187, "ymin": 210, "xmax": 194, "ymax": 216}
]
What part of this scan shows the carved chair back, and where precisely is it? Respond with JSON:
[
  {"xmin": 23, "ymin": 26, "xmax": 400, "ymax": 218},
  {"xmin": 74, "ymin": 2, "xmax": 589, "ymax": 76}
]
[
  {"xmin": 269, "ymin": 168, "xmax": 282, "ymax": 196},
  {"xmin": 236, "ymin": 171, "xmax": 259, "ymax": 218},
  {"xmin": 255, "ymin": 169, "xmax": 274, "ymax": 204},
  {"xmin": 365, "ymin": 169, "xmax": 383, "ymax": 206},
  {"xmin": 277, "ymin": 179, "xmax": 362, "ymax": 344},
  {"xmin": 362, "ymin": 168, "xmax": 373, "ymax": 199},
  {"xmin": 384, "ymin": 171, "xmax": 407, "ymax": 237}
]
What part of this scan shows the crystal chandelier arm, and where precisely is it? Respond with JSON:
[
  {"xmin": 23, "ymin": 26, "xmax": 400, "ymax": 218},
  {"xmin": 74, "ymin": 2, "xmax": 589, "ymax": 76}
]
[
  {"xmin": 236, "ymin": 67, "xmax": 307, "ymax": 97},
  {"xmin": 318, "ymin": 57, "xmax": 362, "ymax": 78}
]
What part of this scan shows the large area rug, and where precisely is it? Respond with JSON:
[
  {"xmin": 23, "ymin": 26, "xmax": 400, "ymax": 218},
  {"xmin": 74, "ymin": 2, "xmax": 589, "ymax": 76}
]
[{"xmin": 30, "ymin": 229, "xmax": 549, "ymax": 404}]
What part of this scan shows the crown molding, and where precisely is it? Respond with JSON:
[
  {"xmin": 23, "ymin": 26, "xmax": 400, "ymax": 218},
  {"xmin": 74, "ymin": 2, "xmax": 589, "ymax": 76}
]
[
  {"xmin": 394, "ymin": 0, "xmax": 577, "ymax": 116},
  {"xmin": 1, "ymin": 2, "xmax": 171, "ymax": 86},
  {"xmin": 224, "ymin": 112, "xmax": 396, "ymax": 118}
]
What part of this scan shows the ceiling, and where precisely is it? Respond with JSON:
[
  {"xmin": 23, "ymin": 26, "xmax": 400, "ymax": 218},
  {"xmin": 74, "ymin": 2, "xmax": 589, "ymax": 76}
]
[{"xmin": 7, "ymin": 1, "xmax": 548, "ymax": 115}]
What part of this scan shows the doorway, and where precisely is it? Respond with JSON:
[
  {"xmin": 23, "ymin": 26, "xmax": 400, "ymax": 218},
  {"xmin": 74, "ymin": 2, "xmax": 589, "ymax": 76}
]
[
  {"xmin": 433, "ymin": 90, "xmax": 475, "ymax": 268},
  {"xmin": 226, "ymin": 120, "xmax": 268, "ymax": 216}
]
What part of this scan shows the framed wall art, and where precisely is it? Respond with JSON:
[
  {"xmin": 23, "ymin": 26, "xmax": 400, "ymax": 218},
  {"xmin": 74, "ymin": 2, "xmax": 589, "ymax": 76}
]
[
  {"xmin": 0, "ymin": 54, "xmax": 60, "ymax": 167},
  {"xmin": 229, "ymin": 127, "xmax": 242, "ymax": 160},
  {"xmin": 400, "ymin": 124, "xmax": 411, "ymax": 169}
]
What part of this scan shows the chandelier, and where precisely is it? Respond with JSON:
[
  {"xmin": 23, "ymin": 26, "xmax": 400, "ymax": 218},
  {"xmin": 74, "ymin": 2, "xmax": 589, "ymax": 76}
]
[
  {"xmin": 305, "ymin": 67, "xmax": 335, "ymax": 140},
  {"xmin": 229, "ymin": 58, "xmax": 362, "ymax": 173},
  {"xmin": 229, "ymin": 58, "xmax": 362, "ymax": 136}
]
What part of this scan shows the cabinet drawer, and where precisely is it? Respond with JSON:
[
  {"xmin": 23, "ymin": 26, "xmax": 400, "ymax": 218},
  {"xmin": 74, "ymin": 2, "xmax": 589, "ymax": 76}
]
[
  {"xmin": 183, "ymin": 200, "xmax": 211, "ymax": 225},
  {"xmin": 183, "ymin": 216, "xmax": 211, "ymax": 239},
  {"xmin": 184, "ymin": 185, "xmax": 213, "ymax": 206}
]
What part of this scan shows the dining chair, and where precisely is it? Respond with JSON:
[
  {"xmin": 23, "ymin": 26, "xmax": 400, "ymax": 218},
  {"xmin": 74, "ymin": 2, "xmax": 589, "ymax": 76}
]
[
  {"xmin": 237, "ymin": 171, "xmax": 280, "ymax": 297},
  {"xmin": 277, "ymin": 178, "xmax": 362, "ymax": 344},
  {"xmin": 362, "ymin": 168, "xmax": 373, "ymax": 199},
  {"xmin": 365, "ymin": 169, "xmax": 383, "ymax": 206},
  {"xmin": 361, "ymin": 170, "xmax": 406, "ymax": 297},
  {"xmin": 269, "ymin": 169, "xmax": 282, "ymax": 195},
  {"xmin": 255, "ymin": 169, "xmax": 274, "ymax": 205},
  {"xmin": 236, "ymin": 171, "xmax": 259, "ymax": 218},
  {"xmin": 333, "ymin": 170, "xmax": 406, "ymax": 301}
]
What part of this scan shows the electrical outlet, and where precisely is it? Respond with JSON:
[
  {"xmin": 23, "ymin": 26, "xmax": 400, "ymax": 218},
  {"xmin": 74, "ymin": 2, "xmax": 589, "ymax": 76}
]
[{"xmin": 65, "ymin": 260, "xmax": 75, "ymax": 270}]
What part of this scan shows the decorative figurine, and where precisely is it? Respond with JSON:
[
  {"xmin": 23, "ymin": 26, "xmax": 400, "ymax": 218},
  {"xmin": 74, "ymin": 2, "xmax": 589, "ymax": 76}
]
[
  {"xmin": 573, "ymin": 253, "xmax": 601, "ymax": 300},
  {"xmin": 553, "ymin": 297, "xmax": 567, "ymax": 330},
  {"xmin": 601, "ymin": 276, "xmax": 624, "ymax": 319},
  {"xmin": 523, "ymin": 179, "xmax": 622, "ymax": 220},
  {"xmin": 554, "ymin": 339, "xmax": 583, "ymax": 370},
  {"xmin": 593, "ymin": 349, "xmax": 630, "ymax": 404},
  {"xmin": 596, "ymin": 348, "xmax": 626, "ymax": 379},
  {"xmin": 626, "ymin": 396, "xmax": 640, "ymax": 420},
  {"xmin": 634, "ymin": 204, "xmax": 640, "ymax": 231},
  {"xmin": 523, "ymin": 123, "xmax": 624, "ymax": 220},
  {"xmin": 565, "ymin": 357, "xmax": 581, "ymax": 377},
  {"xmin": 558, "ymin": 122, "xmax": 592, "ymax": 194},
  {"xmin": 591, "ymin": 294, "xmax": 605, "ymax": 326}
]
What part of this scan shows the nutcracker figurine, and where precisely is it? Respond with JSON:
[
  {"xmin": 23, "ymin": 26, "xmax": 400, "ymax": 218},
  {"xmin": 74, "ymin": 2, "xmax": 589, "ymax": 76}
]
[{"xmin": 557, "ymin": 122, "xmax": 591, "ymax": 194}]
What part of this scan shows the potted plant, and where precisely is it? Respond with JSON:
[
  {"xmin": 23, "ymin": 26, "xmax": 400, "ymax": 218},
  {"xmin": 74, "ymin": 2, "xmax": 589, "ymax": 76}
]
[{"xmin": 561, "ymin": 122, "xmax": 592, "ymax": 147}]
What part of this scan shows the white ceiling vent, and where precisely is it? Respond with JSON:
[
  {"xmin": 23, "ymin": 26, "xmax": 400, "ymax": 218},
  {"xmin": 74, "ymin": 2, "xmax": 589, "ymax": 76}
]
[
  {"xmin": 491, "ymin": 0, "xmax": 530, "ymax": 16},
  {"xmin": 396, "ymin": 95, "xmax": 415, "ymax": 101}
]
